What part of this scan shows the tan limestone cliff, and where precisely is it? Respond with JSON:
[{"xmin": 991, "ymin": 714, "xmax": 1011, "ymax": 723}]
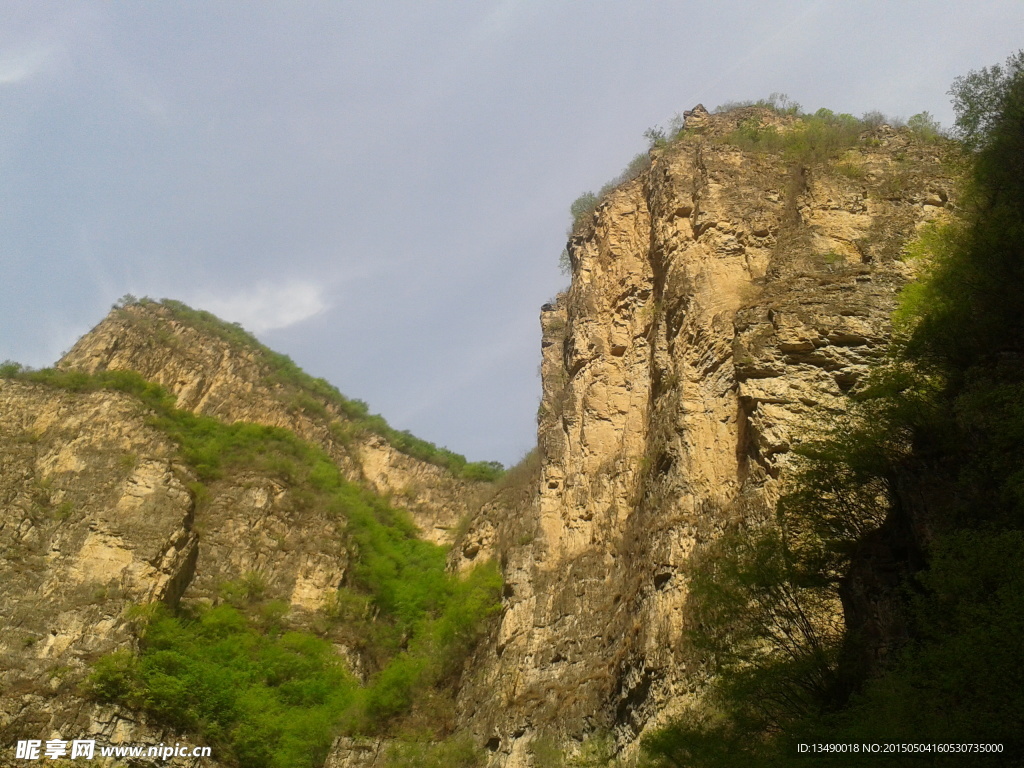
[
  {"xmin": 0, "ymin": 380, "xmax": 220, "ymax": 766},
  {"xmin": 0, "ymin": 378, "xmax": 371, "ymax": 764},
  {"xmin": 451, "ymin": 108, "xmax": 957, "ymax": 765}
]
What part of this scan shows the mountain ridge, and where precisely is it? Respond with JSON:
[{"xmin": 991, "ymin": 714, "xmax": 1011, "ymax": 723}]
[{"xmin": 0, "ymin": 104, "xmax": 964, "ymax": 767}]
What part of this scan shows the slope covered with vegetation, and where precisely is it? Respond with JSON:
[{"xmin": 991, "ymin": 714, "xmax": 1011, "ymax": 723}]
[{"xmin": 0, "ymin": 364, "xmax": 502, "ymax": 768}]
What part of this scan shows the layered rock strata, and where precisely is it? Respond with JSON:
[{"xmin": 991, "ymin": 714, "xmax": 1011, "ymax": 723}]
[
  {"xmin": 0, "ymin": 381, "xmax": 219, "ymax": 766},
  {"xmin": 452, "ymin": 107, "xmax": 956, "ymax": 765}
]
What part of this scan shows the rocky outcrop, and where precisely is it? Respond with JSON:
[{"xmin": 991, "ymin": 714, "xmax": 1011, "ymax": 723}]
[
  {"xmin": 0, "ymin": 380, "xmax": 218, "ymax": 765},
  {"xmin": 2, "ymin": 303, "xmax": 500, "ymax": 765},
  {"xmin": 0, "ymin": 375, "xmax": 369, "ymax": 765},
  {"xmin": 452, "ymin": 108, "xmax": 957, "ymax": 764},
  {"xmin": 0, "ymin": 379, "xmax": 354, "ymax": 765},
  {"xmin": 59, "ymin": 303, "xmax": 484, "ymax": 545}
]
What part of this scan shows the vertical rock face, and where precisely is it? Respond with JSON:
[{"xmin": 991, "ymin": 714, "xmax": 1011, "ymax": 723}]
[
  {"xmin": 0, "ymin": 381, "xmax": 213, "ymax": 763},
  {"xmin": 455, "ymin": 109, "xmax": 956, "ymax": 764}
]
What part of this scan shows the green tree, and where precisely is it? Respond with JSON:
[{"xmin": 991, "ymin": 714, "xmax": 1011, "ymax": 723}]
[
  {"xmin": 948, "ymin": 49, "xmax": 1024, "ymax": 151},
  {"xmin": 906, "ymin": 111, "xmax": 942, "ymax": 140},
  {"xmin": 569, "ymin": 192, "xmax": 599, "ymax": 232}
]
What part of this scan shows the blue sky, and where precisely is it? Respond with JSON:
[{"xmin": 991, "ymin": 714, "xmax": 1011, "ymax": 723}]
[{"xmin": 1, "ymin": 1, "xmax": 1022, "ymax": 465}]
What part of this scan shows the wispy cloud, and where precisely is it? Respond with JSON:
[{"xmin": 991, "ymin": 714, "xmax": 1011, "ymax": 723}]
[
  {"xmin": 0, "ymin": 43, "xmax": 53, "ymax": 85},
  {"xmin": 194, "ymin": 280, "xmax": 329, "ymax": 334}
]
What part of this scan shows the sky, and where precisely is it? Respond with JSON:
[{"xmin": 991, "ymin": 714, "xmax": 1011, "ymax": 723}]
[{"xmin": 1, "ymin": 1, "xmax": 1022, "ymax": 467}]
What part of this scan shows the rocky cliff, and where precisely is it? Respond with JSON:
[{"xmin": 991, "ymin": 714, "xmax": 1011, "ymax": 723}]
[
  {"xmin": 59, "ymin": 302, "xmax": 487, "ymax": 545},
  {"xmin": 0, "ymin": 381, "xmax": 214, "ymax": 766},
  {"xmin": 450, "ymin": 106, "xmax": 957, "ymax": 765},
  {"xmin": 1, "ymin": 305, "xmax": 497, "ymax": 766},
  {"xmin": 0, "ymin": 106, "xmax": 958, "ymax": 767}
]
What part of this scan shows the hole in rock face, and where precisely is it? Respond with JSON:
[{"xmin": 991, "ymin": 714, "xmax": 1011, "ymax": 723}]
[
  {"xmin": 834, "ymin": 370, "xmax": 860, "ymax": 393},
  {"xmin": 486, "ymin": 737, "xmax": 501, "ymax": 752},
  {"xmin": 655, "ymin": 452, "xmax": 675, "ymax": 475},
  {"xmin": 654, "ymin": 572, "xmax": 672, "ymax": 590},
  {"xmin": 610, "ymin": 344, "xmax": 627, "ymax": 357}
]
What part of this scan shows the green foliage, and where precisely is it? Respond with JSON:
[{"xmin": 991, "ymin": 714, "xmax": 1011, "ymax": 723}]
[
  {"xmin": 949, "ymin": 49, "xmax": 1024, "ymax": 151},
  {"xmin": 530, "ymin": 736, "xmax": 566, "ymax": 768},
  {"xmin": 899, "ymin": 64, "xmax": 1024, "ymax": 382},
  {"xmin": 833, "ymin": 160, "xmax": 865, "ymax": 180},
  {"xmin": 86, "ymin": 604, "xmax": 358, "ymax": 768},
  {"xmin": 565, "ymin": 733, "xmax": 623, "ymax": 767},
  {"xmin": 381, "ymin": 735, "xmax": 484, "ymax": 768},
  {"xmin": 641, "ymin": 707, "xmax": 767, "ymax": 768},
  {"xmin": 113, "ymin": 293, "xmax": 139, "ymax": 309},
  {"xmin": 569, "ymin": 192, "xmax": 600, "ymax": 232},
  {"xmin": 1, "ymin": 366, "xmax": 176, "ymax": 410},
  {"xmin": 643, "ymin": 126, "xmax": 668, "ymax": 148},
  {"xmin": 93, "ymin": 558, "xmax": 502, "ymax": 756},
  {"xmin": 528, "ymin": 732, "xmax": 632, "ymax": 768},
  {"xmin": 721, "ymin": 108, "xmax": 867, "ymax": 165},
  {"xmin": 713, "ymin": 92, "xmax": 802, "ymax": 116},
  {"xmin": 906, "ymin": 111, "xmax": 943, "ymax": 141},
  {"xmin": 86, "ymin": 650, "xmax": 140, "ymax": 703},
  {"xmin": 0, "ymin": 359, "xmax": 24, "ymax": 378},
  {"xmin": 349, "ymin": 559, "xmax": 502, "ymax": 731}
]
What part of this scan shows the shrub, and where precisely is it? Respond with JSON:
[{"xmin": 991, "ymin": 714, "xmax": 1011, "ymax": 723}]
[
  {"xmin": 569, "ymin": 192, "xmax": 599, "ymax": 232},
  {"xmin": 714, "ymin": 92, "xmax": 802, "ymax": 116},
  {"xmin": 720, "ymin": 108, "xmax": 867, "ymax": 165},
  {"xmin": 382, "ymin": 735, "xmax": 484, "ymax": 768},
  {"xmin": 906, "ymin": 111, "xmax": 944, "ymax": 141},
  {"xmin": 88, "ymin": 604, "xmax": 358, "ymax": 768},
  {"xmin": 0, "ymin": 360, "xmax": 24, "ymax": 378}
]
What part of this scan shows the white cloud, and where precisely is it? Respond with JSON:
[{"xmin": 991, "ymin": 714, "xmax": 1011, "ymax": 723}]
[
  {"xmin": 0, "ymin": 43, "xmax": 53, "ymax": 85},
  {"xmin": 194, "ymin": 280, "xmax": 328, "ymax": 334}
]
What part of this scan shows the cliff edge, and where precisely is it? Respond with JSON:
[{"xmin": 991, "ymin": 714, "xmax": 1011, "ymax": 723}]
[{"xmin": 451, "ymin": 106, "xmax": 957, "ymax": 765}]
